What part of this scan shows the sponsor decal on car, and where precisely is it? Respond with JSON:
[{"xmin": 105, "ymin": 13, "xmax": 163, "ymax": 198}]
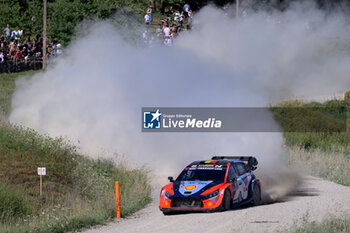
[{"xmin": 185, "ymin": 185, "xmax": 197, "ymax": 190}]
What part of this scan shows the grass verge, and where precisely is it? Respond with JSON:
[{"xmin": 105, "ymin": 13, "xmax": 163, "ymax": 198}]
[
  {"xmin": 287, "ymin": 147, "xmax": 350, "ymax": 186},
  {"xmin": 0, "ymin": 124, "xmax": 151, "ymax": 233},
  {"xmin": 289, "ymin": 216, "xmax": 350, "ymax": 233},
  {"xmin": 271, "ymin": 99, "xmax": 350, "ymax": 153},
  {"xmin": 272, "ymin": 99, "xmax": 350, "ymax": 233},
  {"xmin": 0, "ymin": 72, "xmax": 151, "ymax": 232},
  {"xmin": 270, "ymin": 99, "xmax": 350, "ymax": 186}
]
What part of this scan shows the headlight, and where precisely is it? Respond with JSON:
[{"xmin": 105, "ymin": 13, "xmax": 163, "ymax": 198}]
[
  {"xmin": 165, "ymin": 191, "xmax": 172, "ymax": 198},
  {"xmin": 204, "ymin": 190, "xmax": 219, "ymax": 199}
]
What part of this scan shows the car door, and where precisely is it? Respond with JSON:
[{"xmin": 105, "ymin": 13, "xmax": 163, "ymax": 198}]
[
  {"xmin": 234, "ymin": 163, "xmax": 249, "ymax": 202},
  {"xmin": 226, "ymin": 164, "xmax": 238, "ymax": 202},
  {"xmin": 236, "ymin": 163, "xmax": 253, "ymax": 200}
]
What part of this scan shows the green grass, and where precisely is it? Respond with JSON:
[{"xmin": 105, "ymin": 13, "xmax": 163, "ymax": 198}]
[
  {"xmin": 271, "ymin": 99, "xmax": 350, "ymax": 153},
  {"xmin": 290, "ymin": 216, "xmax": 350, "ymax": 233},
  {"xmin": 0, "ymin": 183, "xmax": 33, "ymax": 222},
  {"xmin": 270, "ymin": 99, "xmax": 350, "ymax": 187},
  {"xmin": 288, "ymin": 147, "xmax": 350, "ymax": 186},
  {"xmin": 0, "ymin": 124, "xmax": 151, "ymax": 233},
  {"xmin": 0, "ymin": 72, "xmax": 152, "ymax": 232},
  {"xmin": 272, "ymin": 99, "xmax": 350, "ymax": 232},
  {"xmin": 0, "ymin": 71, "xmax": 38, "ymax": 117}
]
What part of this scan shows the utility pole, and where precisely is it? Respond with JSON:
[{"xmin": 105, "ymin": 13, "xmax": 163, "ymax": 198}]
[
  {"xmin": 236, "ymin": 0, "xmax": 239, "ymax": 18},
  {"xmin": 43, "ymin": 0, "xmax": 47, "ymax": 70}
]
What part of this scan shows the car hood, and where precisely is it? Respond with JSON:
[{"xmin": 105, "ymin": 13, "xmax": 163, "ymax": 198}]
[{"xmin": 174, "ymin": 180, "xmax": 218, "ymax": 196}]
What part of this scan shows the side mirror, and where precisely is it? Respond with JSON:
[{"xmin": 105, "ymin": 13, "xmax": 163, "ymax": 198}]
[{"xmin": 168, "ymin": 176, "xmax": 174, "ymax": 182}]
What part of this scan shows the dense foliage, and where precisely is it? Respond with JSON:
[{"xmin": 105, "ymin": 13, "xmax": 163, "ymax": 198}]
[
  {"xmin": 0, "ymin": 0, "xmax": 149, "ymax": 44},
  {"xmin": 0, "ymin": 0, "xmax": 340, "ymax": 44}
]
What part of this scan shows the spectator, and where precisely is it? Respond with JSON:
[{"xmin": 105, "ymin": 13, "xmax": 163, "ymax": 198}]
[
  {"xmin": 56, "ymin": 44, "xmax": 62, "ymax": 55},
  {"xmin": 143, "ymin": 30, "xmax": 148, "ymax": 43},
  {"xmin": 188, "ymin": 9, "xmax": 193, "ymax": 26},
  {"xmin": 180, "ymin": 11, "xmax": 185, "ymax": 22},
  {"xmin": 0, "ymin": 26, "xmax": 62, "ymax": 73},
  {"xmin": 11, "ymin": 28, "xmax": 20, "ymax": 40},
  {"xmin": 163, "ymin": 24, "xmax": 170, "ymax": 38},
  {"xmin": 1, "ymin": 41, "xmax": 7, "ymax": 52},
  {"xmin": 174, "ymin": 11, "xmax": 180, "ymax": 22},
  {"xmin": 166, "ymin": 5, "xmax": 175, "ymax": 17},
  {"xmin": 164, "ymin": 36, "xmax": 172, "ymax": 46},
  {"xmin": 9, "ymin": 41, "xmax": 16, "ymax": 55},
  {"xmin": 170, "ymin": 24, "xmax": 177, "ymax": 34},
  {"xmin": 156, "ymin": 24, "xmax": 163, "ymax": 38},
  {"xmin": 144, "ymin": 13, "xmax": 150, "ymax": 25},
  {"xmin": 0, "ymin": 52, "xmax": 4, "ymax": 62},
  {"xmin": 177, "ymin": 22, "xmax": 185, "ymax": 33},
  {"xmin": 147, "ymin": 6, "xmax": 153, "ymax": 23},
  {"xmin": 4, "ymin": 24, "xmax": 10, "ymax": 40},
  {"xmin": 184, "ymin": 3, "xmax": 190, "ymax": 16}
]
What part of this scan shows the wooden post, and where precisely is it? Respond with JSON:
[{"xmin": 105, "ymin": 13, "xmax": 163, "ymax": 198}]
[
  {"xmin": 43, "ymin": 0, "xmax": 47, "ymax": 70},
  {"xmin": 40, "ymin": 173, "xmax": 43, "ymax": 196},
  {"xmin": 115, "ymin": 181, "xmax": 121, "ymax": 218}
]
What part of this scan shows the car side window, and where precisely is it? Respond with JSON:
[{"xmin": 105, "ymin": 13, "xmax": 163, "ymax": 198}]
[
  {"xmin": 235, "ymin": 163, "xmax": 245, "ymax": 176},
  {"xmin": 243, "ymin": 163, "xmax": 250, "ymax": 173},
  {"xmin": 227, "ymin": 166, "xmax": 236, "ymax": 181}
]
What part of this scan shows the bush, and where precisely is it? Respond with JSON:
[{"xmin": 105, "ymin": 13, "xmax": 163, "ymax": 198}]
[{"xmin": 0, "ymin": 183, "xmax": 32, "ymax": 221}]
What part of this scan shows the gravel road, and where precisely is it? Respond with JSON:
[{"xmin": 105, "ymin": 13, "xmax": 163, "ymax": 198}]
[{"xmin": 84, "ymin": 176, "xmax": 350, "ymax": 233}]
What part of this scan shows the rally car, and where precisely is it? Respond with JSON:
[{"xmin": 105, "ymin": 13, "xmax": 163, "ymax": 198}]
[{"xmin": 159, "ymin": 156, "xmax": 261, "ymax": 214}]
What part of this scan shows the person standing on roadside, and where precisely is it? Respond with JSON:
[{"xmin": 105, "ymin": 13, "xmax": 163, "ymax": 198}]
[
  {"xmin": 144, "ymin": 13, "xmax": 150, "ymax": 25},
  {"xmin": 163, "ymin": 24, "xmax": 170, "ymax": 38},
  {"xmin": 147, "ymin": 6, "xmax": 153, "ymax": 23},
  {"xmin": 4, "ymin": 24, "xmax": 10, "ymax": 41},
  {"xmin": 187, "ymin": 9, "xmax": 193, "ymax": 26},
  {"xmin": 184, "ymin": 3, "xmax": 190, "ymax": 17}
]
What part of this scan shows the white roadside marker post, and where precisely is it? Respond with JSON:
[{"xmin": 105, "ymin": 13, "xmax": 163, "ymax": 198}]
[{"xmin": 37, "ymin": 167, "xmax": 46, "ymax": 196}]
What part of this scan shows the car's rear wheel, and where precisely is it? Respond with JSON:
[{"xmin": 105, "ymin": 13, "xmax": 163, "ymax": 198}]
[
  {"xmin": 221, "ymin": 189, "xmax": 231, "ymax": 211},
  {"xmin": 251, "ymin": 182, "xmax": 261, "ymax": 206}
]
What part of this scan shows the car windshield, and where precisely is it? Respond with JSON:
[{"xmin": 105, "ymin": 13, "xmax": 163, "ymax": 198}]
[{"xmin": 176, "ymin": 168, "xmax": 226, "ymax": 183}]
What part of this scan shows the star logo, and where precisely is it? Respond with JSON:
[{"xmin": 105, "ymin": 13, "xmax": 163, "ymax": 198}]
[
  {"xmin": 151, "ymin": 109, "xmax": 162, "ymax": 122},
  {"xmin": 143, "ymin": 109, "xmax": 162, "ymax": 129}
]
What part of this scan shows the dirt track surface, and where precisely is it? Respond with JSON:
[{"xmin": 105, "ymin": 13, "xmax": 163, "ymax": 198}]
[{"xmin": 84, "ymin": 176, "xmax": 350, "ymax": 233}]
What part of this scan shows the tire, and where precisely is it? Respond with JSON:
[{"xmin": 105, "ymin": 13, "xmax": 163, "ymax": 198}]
[
  {"xmin": 221, "ymin": 189, "xmax": 232, "ymax": 211},
  {"xmin": 251, "ymin": 182, "xmax": 261, "ymax": 206}
]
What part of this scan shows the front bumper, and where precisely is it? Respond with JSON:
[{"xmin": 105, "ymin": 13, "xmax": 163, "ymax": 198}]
[
  {"xmin": 159, "ymin": 194, "xmax": 223, "ymax": 212},
  {"xmin": 159, "ymin": 205, "xmax": 222, "ymax": 213}
]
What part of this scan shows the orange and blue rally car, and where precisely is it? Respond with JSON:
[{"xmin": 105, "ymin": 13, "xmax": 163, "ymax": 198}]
[{"xmin": 159, "ymin": 156, "xmax": 261, "ymax": 215}]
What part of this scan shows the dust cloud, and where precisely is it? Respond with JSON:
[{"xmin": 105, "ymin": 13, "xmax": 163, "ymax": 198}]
[{"xmin": 10, "ymin": 2, "xmax": 350, "ymax": 201}]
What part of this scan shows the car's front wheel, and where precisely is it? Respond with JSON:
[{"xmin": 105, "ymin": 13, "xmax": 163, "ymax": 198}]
[{"xmin": 221, "ymin": 189, "xmax": 232, "ymax": 211}]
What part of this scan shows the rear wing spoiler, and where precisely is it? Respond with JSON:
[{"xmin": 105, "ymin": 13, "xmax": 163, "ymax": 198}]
[{"xmin": 211, "ymin": 156, "xmax": 258, "ymax": 171}]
